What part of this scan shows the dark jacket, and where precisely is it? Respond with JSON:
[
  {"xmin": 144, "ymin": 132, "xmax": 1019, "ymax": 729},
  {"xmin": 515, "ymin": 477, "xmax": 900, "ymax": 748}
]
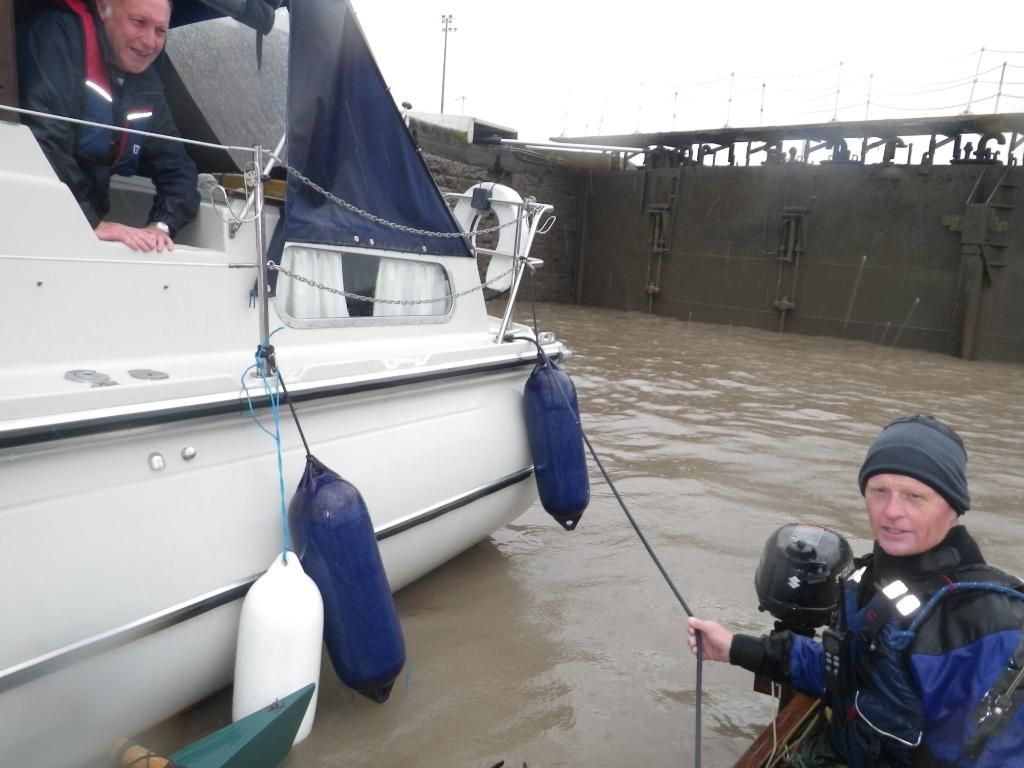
[
  {"xmin": 16, "ymin": 6, "xmax": 199, "ymax": 235},
  {"xmin": 732, "ymin": 526, "xmax": 1024, "ymax": 767}
]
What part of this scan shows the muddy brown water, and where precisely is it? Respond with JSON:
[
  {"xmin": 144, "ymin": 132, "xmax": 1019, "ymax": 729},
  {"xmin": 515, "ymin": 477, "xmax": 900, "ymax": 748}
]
[{"xmin": 122, "ymin": 303, "xmax": 1024, "ymax": 768}]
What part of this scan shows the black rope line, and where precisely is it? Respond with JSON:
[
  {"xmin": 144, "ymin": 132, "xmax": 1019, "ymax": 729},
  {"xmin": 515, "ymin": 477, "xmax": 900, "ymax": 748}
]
[{"xmin": 275, "ymin": 373, "xmax": 312, "ymax": 458}]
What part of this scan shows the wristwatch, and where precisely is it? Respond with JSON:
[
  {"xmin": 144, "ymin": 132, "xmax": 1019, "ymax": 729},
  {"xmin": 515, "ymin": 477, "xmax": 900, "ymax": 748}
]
[{"xmin": 151, "ymin": 221, "xmax": 170, "ymax": 235}]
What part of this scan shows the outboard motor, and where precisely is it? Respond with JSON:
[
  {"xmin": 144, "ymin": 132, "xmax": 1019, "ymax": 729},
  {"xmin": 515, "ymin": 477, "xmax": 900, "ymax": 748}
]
[{"xmin": 754, "ymin": 523, "xmax": 853, "ymax": 632}]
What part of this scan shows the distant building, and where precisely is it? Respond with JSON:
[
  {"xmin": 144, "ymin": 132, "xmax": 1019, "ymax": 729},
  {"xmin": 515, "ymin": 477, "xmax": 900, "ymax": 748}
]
[{"xmin": 406, "ymin": 111, "xmax": 517, "ymax": 144}]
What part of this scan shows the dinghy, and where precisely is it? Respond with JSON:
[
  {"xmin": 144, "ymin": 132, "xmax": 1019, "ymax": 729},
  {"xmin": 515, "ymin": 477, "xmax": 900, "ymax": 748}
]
[{"xmin": 111, "ymin": 684, "xmax": 316, "ymax": 768}]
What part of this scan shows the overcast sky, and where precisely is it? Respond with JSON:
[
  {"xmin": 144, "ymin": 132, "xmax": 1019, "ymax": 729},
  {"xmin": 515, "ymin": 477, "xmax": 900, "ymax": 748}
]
[{"xmin": 352, "ymin": 0, "xmax": 1024, "ymax": 142}]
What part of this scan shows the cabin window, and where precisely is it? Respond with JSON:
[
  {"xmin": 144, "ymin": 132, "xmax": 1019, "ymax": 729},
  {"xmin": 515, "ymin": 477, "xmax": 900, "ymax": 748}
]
[{"xmin": 274, "ymin": 243, "xmax": 453, "ymax": 327}]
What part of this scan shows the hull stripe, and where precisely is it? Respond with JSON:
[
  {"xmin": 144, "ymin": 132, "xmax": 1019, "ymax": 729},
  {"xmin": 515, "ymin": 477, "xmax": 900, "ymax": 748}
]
[
  {"xmin": 0, "ymin": 467, "xmax": 533, "ymax": 694},
  {"xmin": 1, "ymin": 355, "xmax": 541, "ymax": 450}
]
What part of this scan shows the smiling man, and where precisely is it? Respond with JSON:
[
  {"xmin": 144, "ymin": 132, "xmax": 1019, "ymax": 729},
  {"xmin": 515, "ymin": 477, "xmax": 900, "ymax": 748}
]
[
  {"xmin": 859, "ymin": 417, "xmax": 968, "ymax": 558},
  {"xmin": 689, "ymin": 416, "xmax": 1024, "ymax": 767},
  {"xmin": 17, "ymin": 0, "xmax": 198, "ymax": 251}
]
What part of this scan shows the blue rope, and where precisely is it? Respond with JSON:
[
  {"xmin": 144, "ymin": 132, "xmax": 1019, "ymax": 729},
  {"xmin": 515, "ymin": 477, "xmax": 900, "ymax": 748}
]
[
  {"xmin": 240, "ymin": 361, "xmax": 277, "ymax": 439},
  {"xmin": 240, "ymin": 328, "xmax": 291, "ymax": 560}
]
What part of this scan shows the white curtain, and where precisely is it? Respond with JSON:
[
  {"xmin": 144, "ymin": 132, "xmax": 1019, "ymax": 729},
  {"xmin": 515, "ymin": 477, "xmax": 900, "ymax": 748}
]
[
  {"xmin": 373, "ymin": 259, "xmax": 449, "ymax": 317},
  {"xmin": 277, "ymin": 245, "xmax": 349, "ymax": 319}
]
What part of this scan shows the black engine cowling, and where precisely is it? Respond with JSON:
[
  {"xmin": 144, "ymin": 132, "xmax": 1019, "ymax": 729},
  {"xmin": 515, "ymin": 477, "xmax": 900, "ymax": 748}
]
[{"xmin": 754, "ymin": 523, "xmax": 853, "ymax": 630}]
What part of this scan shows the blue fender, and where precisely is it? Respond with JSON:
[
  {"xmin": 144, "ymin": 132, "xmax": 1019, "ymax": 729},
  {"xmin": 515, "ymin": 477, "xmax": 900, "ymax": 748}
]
[
  {"xmin": 287, "ymin": 455, "xmax": 405, "ymax": 703},
  {"xmin": 523, "ymin": 359, "xmax": 590, "ymax": 530}
]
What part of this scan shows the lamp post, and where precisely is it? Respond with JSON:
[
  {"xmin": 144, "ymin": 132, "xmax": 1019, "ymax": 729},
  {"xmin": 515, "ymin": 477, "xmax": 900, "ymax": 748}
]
[{"xmin": 440, "ymin": 13, "xmax": 456, "ymax": 114}]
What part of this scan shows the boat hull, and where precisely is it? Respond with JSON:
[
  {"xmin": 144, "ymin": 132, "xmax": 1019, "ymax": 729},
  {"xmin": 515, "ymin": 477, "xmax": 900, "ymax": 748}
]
[{"xmin": 0, "ymin": 365, "xmax": 538, "ymax": 768}]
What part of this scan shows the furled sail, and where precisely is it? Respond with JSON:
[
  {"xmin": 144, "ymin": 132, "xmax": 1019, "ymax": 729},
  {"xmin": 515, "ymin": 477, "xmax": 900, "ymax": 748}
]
[
  {"xmin": 170, "ymin": 0, "xmax": 278, "ymax": 34},
  {"xmin": 283, "ymin": 0, "xmax": 470, "ymax": 258}
]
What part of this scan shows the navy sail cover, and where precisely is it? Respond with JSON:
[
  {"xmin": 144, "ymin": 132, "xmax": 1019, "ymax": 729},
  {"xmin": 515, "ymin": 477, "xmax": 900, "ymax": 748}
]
[
  {"xmin": 284, "ymin": 0, "xmax": 470, "ymax": 257},
  {"xmin": 169, "ymin": 0, "xmax": 277, "ymax": 34}
]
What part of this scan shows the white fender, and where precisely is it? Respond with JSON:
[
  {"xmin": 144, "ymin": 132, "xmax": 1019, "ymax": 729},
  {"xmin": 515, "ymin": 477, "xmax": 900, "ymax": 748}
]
[
  {"xmin": 452, "ymin": 183, "xmax": 529, "ymax": 292},
  {"xmin": 232, "ymin": 551, "xmax": 324, "ymax": 745}
]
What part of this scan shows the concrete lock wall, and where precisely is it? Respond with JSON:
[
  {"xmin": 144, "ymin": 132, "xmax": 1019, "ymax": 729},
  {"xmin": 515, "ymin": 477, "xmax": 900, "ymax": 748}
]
[
  {"xmin": 415, "ymin": 118, "xmax": 1023, "ymax": 363},
  {"xmin": 576, "ymin": 162, "xmax": 1024, "ymax": 363}
]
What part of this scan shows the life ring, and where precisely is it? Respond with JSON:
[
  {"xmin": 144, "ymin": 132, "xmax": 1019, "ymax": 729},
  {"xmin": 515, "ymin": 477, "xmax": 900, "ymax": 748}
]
[{"xmin": 452, "ymin": 183, "xmax": 531, "ymax": 292}]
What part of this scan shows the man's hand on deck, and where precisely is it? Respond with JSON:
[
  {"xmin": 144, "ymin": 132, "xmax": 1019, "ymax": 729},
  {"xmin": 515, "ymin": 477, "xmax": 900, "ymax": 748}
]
[{"xmin": 95, "ymin": 221, "xmax": 175, "ymax": 252}]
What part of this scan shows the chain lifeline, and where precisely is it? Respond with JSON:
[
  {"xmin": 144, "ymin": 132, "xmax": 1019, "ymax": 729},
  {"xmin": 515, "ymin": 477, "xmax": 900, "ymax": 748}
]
[
  {"xmin": 270, "ymin": 153, "xmax": 537, "ymax": 238},
  {"xmin": 267, "ymin": 260, "xmax": 519, "ymax": 305}
]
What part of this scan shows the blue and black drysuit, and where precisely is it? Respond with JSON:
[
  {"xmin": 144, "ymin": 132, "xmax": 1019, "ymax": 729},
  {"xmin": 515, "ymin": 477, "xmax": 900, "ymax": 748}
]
[
  {"xmin": 16, "ymin": 0, "xmax": 199, "ymax": 235},
  {"xmin": 732, "ymin": 526, "xmax": 1024, "ymax": 767}
]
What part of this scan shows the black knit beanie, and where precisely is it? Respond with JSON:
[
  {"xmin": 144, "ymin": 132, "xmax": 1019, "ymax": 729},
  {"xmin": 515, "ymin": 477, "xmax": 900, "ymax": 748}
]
[{"xmin": 858, "ymin": 415, "xmax": 970, "ymax": 514}]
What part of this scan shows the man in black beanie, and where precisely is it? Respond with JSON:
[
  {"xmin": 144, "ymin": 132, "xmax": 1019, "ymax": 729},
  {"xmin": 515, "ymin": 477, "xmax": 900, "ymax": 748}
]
[
  {"xmin": 688, "ymin": 415, "xmax": 1024, "ymax": 767},
  {"xmin": 857, "ymin": 414, "xmax": 969, "ymax": 557}
]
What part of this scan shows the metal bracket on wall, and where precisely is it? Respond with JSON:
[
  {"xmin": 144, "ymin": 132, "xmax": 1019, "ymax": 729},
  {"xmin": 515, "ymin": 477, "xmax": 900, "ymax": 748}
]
[
  {"xmin": 942, "ymin": 167, "xmax": 1016, "ymax": 283},
  {"xmin": 943, "ymin": 167, "xmax": 1017, "ymax": 358},
  {"xmin": 772, "ymin": 206, "xmax": 810, "ymax": 332},
  {"xmin": 644, "ymin": 175, "xmax": 679, "ymax": 313},
  {"xmin": 778, "ymin": 207, "xmax": 809, "ymax": 263},
  {"xmin": 1010, "ymin": 133, "xmax": 1024, "ymax": 165}
]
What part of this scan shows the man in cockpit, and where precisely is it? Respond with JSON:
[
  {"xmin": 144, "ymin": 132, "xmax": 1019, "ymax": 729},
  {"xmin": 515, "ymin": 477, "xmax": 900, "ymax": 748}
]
[{"xmin": 17, "ymin": 0, "xmax": 198, "ymax": 252}]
